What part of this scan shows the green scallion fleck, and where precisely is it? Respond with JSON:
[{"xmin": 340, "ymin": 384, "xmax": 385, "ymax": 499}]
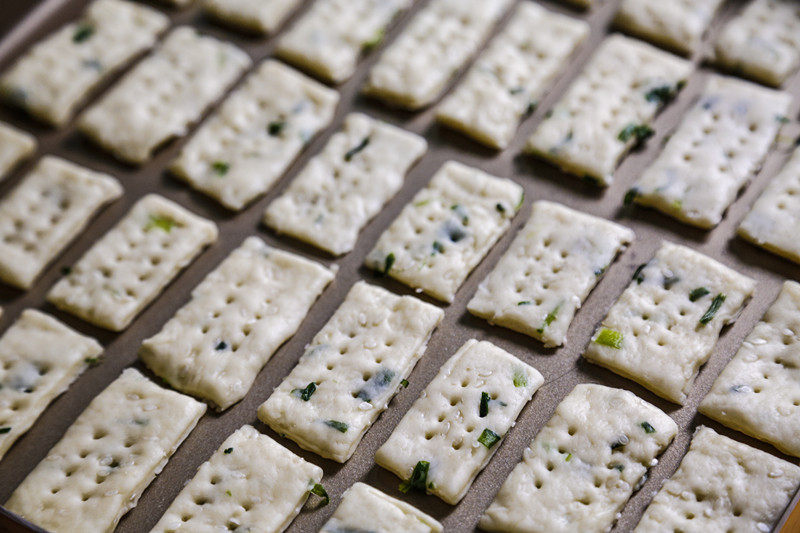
[
  {"xmin": 432, "ymin": 241, "xmax": 445, "ymax": 254},
  {"xmin": 211, "ymin": 161, "xmax": 229, "ymax": 175},
  {"xmin": 268, "ymin": 120, "xmax": 286, "ymax": 136},
  {"xmin": 689, "ymin": 287, "xmax": 710, "ymax": 302},
  {"xmin": 225, "ymin": 490, "xmax": 232, "ymax": 496},
  {"xmin": 479, "ymin": 392, "xmax": 490, "ymax": 418},
  {"xmin": 382, "ymin": 253, "xmax": 395, "ymax": 276},
  {"xmin": 513, "ymin": 369, "xmax": 527, "ymax": 387},
  {"xmin": 224, "ymin": 447, "xmax": 233, "ymax": 454},
  {"xmin": 72, "ymin": 24, "xmax": 94, "ymax": 43},
  {"xmin": 612, "ymin": 463, "xmax": 624, "ymax": 472},
  {"xmin": 344, "ymin": 137, "xmax": 370, "ymax": 161},
  {"xmin": 215, "ymin": 341, "xmax": 228, "ymax": 351},
  {"xmin": 309, "ymin": 483, "xmax": 329, "ymax": 506},
  {"xmin": 362, "ymin": 28, "xmax": 385, "ymax": 52},
  {"xmin": 478, "ymin": 429, "xmax": 501, "ymax": 448},
  {"xmin": 624, "ymin": 188, "xmax": 640, "ymax": 206},
  {"xmin": 61, "ymin": 266, "xmax": 72, "ymax": 276},
  {"xmin": 536, "ymin": 304, "xmax": 561, "ymax": 334},
  {"xmin": 699, "ymin": 294, "xmax": 725, "ymax": 325},
  {"xmin": 399, "ymin": 460, "xmax": 430, "ymax": 493},
  {"xmin": 618, "ymin": 123, "xmax": 654, "ymax": 148},
  {"xmin": 645, "ymin": 84, "xmax": 680, "ymax": 105},
  {"xmin": 0, "ymin": 427, "xmax": 11, "ymax": 434},
  {"xmin": 632, "ymin": 263, "xmax": 647, "ymax": 284},
  {"xmin": 641, "ymin": 421, "xmax": 656, "ymax": 434},
  {"xmin": 400, "ymin": 379, "xmax": 409, "ymax": 388},
  {"xmin": 84, "ymin": 357, "xmax": 99, "ymax": 366},
  {"xmin": 594, "ymin": 328, "xmax": 623, "ymax": 349},
  {"xmin": 516, "ymin": 192, "xmax": 525, "ymax": 211},
  {"xmin": 292, "ymin": 382, "xmax": 317, "ymax": 401},
  {"xmin": 565, "ymin": 452, "xmax": 573, "ymax": 462},
  {"xmin": 663, "ymin": 275, "xmax": 680, "ymax": 290},
  {"xmin": 518, "ymin": 301, "xmax": 531, "ymax": 306},
  {"xmin": 324, "ymin": 420, "xmax": 348, "ymax": 433},
  {"xmin": 145, "ymin": 214, "xmax": 177, "ymax": 233},
  {"xmin": 495, "ymin": 203, "xmax": 506, "ymax": 214}
]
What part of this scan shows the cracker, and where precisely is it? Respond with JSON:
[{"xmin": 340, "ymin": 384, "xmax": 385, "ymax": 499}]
[
  {"xmin": 264, "ymin": 112, "xmax": 427, "ymax": 255},
  {"xmin": 170, "ymin": 60, "xmax": 338, "ymax": 211},
  {"xmin": 738, "ymin": 146, "xmax": 800, "ymax": 264},
  {"xmin": 365, "ymin": 160, "xmax": 523, "ymax": 303},
  {"xmin": 713, "ymin": 0, "xmax": 800, "ymax": 87},
  {"xmin": 141, "ymin": 236, "xmax": 334, "ymax": 410},
  {"xmin": 322, "ymin": 482, "xmax": 443, "ymax": 533},
  {"xmin": 583, "ymin": 242, "xmax": 755, "ymax": 404},
  {"xmin": 699, "ymin": 281, "xmax": 800, "ymax": 458},
  {"xmin": 277, "ymin": 0, "xmax": 413, "ymax": 83},
  {"xmin": 5, "ymin": 368, "xmax": 206, "ymax": 533},
  {"xmin": 47, "ymin": 194, "xmax": 218, "ymax": 331},
  {"xmin": 362, "ymin": 0, "xmax": 514, "ymax": 109},
  {"xmin": 634, "ymin": 426, "xmax": 800, "ymax": 533},
  {"xmin": 480, "ymin": 383, "xmax": 677, "ymax": 532},
  {"xmin": 0, "ymin": 156, "xmax": 122, "ymax": 289},
  {"xmin": 614, "ymin": 0, "xmax": 724, "ymax": 55},
  {"xmin": 525, "ymin": 34, "xmax": 691, "ymax": 185},
  {"xmin": 258, "ymin": 281, "xmax": 443, "ymax": 463},
  {"xmin": 151, "ymin": 425, "xmax": 323, "ymax": 533},
  {"xmin": 374, "ymin": 339, "xmax": 543, "ymax": 504},
  {"xmin": 204, "ymin": 0, "xmax": 300, "ymax": 34},
  {"xmin": 630, "ymin": 76, "xmax": 791, "ymax": 229},
  {"xmin": 468, "ymin": 201, "xmax": 634, "ymax": 347},
  {"xmin": 0, "ymin": 0, "xmax": 168, "ymax": 126},
  {"xmin": 0, "ymin": 122, "xmax": 35, "ymax": 181},
  {"xmin": 436, "ymin": 3, "xmax": 589, "ymax": 149},
  {"xmin": 0, "ymin": 310, "xmax": 102, "ymax": 460},
  {"xmin": 78, "ymin": 27, "xmax": 251, "ymax": 164}
]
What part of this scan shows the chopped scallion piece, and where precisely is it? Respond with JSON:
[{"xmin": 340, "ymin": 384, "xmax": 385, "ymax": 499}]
[
  {"xmin": 594, "ymin": 328, "xmax": 623, "ymax": 349},
  {"xmin": 624, "ymin": 188, "xmax": 640, "ymax": 206},
  {"xmin": 536, "ymin": 304, "xmax": 560, "ymax": 334},
  {"xmin": 324, "ymin": 420, "xmax": 348, "ymax": 433},
  {"xmin": 495, "ymin": 203, "xmax": 506, "ymax": 214},
  {"xmin": 0, "ymin": 427, "xmax": 11, "ymax": 434},
  {"xmin": 479, "ymin": 392, "xmax": 490, "ymax": 418},
  {"xmin": 72, "ymin": 24, "xmax": 94, "ymax": 43},
  {"xmin": 432, "ymin": 241, "xmax": 445, "ymax": 254},
  {"xmin": 699, "ymin": 294, "xmax": 726, "ymax": 325},
  {"xmin": 618, "ymin": 123, "xmax": 654, "ymax": 148},
  {"xmin": 84, "ymin": 357, "xmax": 99, "ymax": 366},
  {"xmin": 145, "ymin": 214, "xmax": 177, "ymax": 233},
  {"xmin": 662, "ymin": 275, "xmax": 680, "ymax": 290},
  {"xmin": 292, "ymin": 382, "xmax": 317, "ymax": 401},
  {"xmin": 215, "ymin": 341, "xmax": 228, "ymax": 351},
  {"xmin": 267, "ymin": 120, "xmax": 286, "ymax": 136},
  {"xmin": 641, "ymin": 421, "xmax": 656, "ymax": 434},
  {"xmin": 517, "ymin": 300, "xmax": 531, "ymax": 306},
  {"xmin": 211, "ymin": 160, "xmax": 229, "ymax": 176},
  {"xmin": 632, "ymin": 263, "xmax": 647, "ymax": 284},
  {"xmin": 224, "ymin": 447, "xmax": 233, "ymax": 454},
  {"xmin": 399, "ymin": 460, "xmax": 430, "ymax": 493},
  {"xmin": 309, "ymin": 483, "xmax": 329, "ymax": 506},
  {"xmin": 512, "ymin": 369, "xmax": 527, "ymax": 387},
  {"xmin": 361, "ymin": 28, "xmax": 385, "ymax": 52},
  {"xmin": 689, "ymin": 287, "xmax": 710, "ymax": 302},
  {"xmin": 344, "ymin": 137, "xmax": 370, "ymax": 161},
  {"xmin": 565, "ymin": 452, "xmax": 572, "ymax": 462},
  {"xmin": 382, "ymin": 253, "xmax": 395, "ymax": 276},
  {"xmin": 400, "ymin": 379, "xmax": 409, "ymax": 388},
  {"xmin": 478, "ymin": 429, "xmax": 501, "ymax": 448}
]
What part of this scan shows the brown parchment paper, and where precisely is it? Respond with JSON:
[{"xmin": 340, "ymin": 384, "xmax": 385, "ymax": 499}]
[{"xmin": 0, "ymin": 0, "xmax": 798, "ymax": 531}]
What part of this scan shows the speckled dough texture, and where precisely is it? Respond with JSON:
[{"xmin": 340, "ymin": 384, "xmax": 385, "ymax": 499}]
[
  {"xmin": 525, "ymin": 34, "xmax": 691, "ymax": 185},
  {"xmin": 258, "ymin": 281, "xmax": 443, "ymax": 462},
  {"xmin": 47, "ymin": 194, "xmax": 218, "ymax": 331},
  {"xmin": 0, "ymin": 121, "xmax": 35, "ymax": 181},
  {"xmin": 0, "ymin": 0, "xmax": 168, "ymax": 126},
  {"xmin": 480, "ymin": 383, "xmax": 677, "ymax": 533},
  {"xmin": 203, "ymin": 0, "xmax": 301, "ymax": 34},
  {"xmin": 436, "ymin": 2, "xmax": 589, "ymax": 149},
  {"xmin": 365, "ymin": 160, "xmax": 523, "ymax": 302},
  {"xmin": 151, "ymin": 425, "xmax": 323, "ymax": 533},
  {"xmin": 374, "ymin": 339, "xmax": 544, "ymax": 505},
  {"xmin": 634, "ymin": 426, "xmax": 800, "ymax": 533},
  {"xmin": 264, "ymin": 112, "xmax": 427, "ymax": 256},
  {"xmin": 584, "ymin": 242, "xmax": 756, "ymax": 404},
  {"xmin": 5, "ymin": 368, "xmax": 206, "ymax": 533},
  {"xmin": 140, "ymin": 236, "xmax": 334, "ymax": 410}
]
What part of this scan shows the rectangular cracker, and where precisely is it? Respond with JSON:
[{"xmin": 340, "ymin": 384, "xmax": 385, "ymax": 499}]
[
  {"xmin": 258, "ymin": 281, "xmax": 443, "ymax": 463},
  {"xmin": 78, "ymin": 27, "xmax": 251, "ymax": 164},
  {"xmin": 47, "ymin": 194, "xmax": 218, "ymax": 331},
  {"xmin": 629, "ymin": 76, "xmax": 791, "ymax": 229},
  {"xmin": 480, "ymin": 383, "xmax": 678, "ymax": 533},
  {"xmin": 151, "ymin": 425, "xmax": 323, "ymax": 533},
  {"xmin": 170, "ymin": 60, "xmax": 339, "ymax": 211},
  {"xmin": 0, "ymin": 156, "xmax": 123, "ymax": 289},
  {"xmin": 583, "ymin": 242, "xmax": 756, "ymax": 404},
  {"xmin": 204, "ymin": 0, "xmax": 301, "ymax": 34},
  {"xmin": 634, "ymin": 426, "xmax": 800, "ymax": 533},
  {"xmin": 713, "ymin": 0, "xmax": 800, "ymax": 87},
  {"xmin": 738, "ymin": 146, "xmax": 800, "ymax": 264},
  {"xmin": 614, "ymin": 0, "xmax": 725, "ymax": 55},
  {"xmin": 0, "ymin": 310, "xmax": 102, "ymax": 460},
  {"xmin": 0, "ymin": 122, "xmax": 35, "ymax": 181},
  {"xmin": 436, "ymin": 3, "xmax": 589, "ymax": 149},
  {"xmin": 264, "ymin": 112, "xmax": 427, "ymax": 255},
  {"xmin": 375, "ymin": 339, "xmax": 544, "ymax": 504},
  {"xmin": 468, "ymin": 201, "xmax": 634, "ymax": 347},
  {"xmin": 525, "ymin": 34, "xmax": 691, "ymax": 185},
  {"xmin": 362, "ymin": 0, "xmax": 514, "ymax": 109},
  {"xmin": 5, "ymin": 368, "xmax": 206, "ymax": 533},
  {"xmin": 140, "ymin": 236, "xmax": 334, "ymax": 410},
  {"xmin": 0, "ymin": 0, "xmax": 168, "ymax": 126},
  {"xmin": 322, "ymin": 482, "xmax": 443, "ymax": 533},
  {"xmin": 699, "ymin": 281, "xmax": 800, "ymax": 458},
  {"xmin": 277, "ymin": 0, "xmax": 413, "ymax": 83},
  {"xmin": 365, "ymin": 160, "xmax": 523, "ymax": 302}
]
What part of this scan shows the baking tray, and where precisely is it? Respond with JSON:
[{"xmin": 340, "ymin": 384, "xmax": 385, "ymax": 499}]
[{"xmin": 0, "ymin": 0, "xmax": 798, "ymax": 531}]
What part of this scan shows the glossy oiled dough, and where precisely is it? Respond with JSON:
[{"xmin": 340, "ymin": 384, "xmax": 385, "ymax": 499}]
[
  {"xmin": 480, "ymin": 384, "xmax": 677, "ymax": 533},
  {"xmin": 79, "ymin": 27, "xmax": 251, "ymax": 164},
  {"xmin": 614, "ymin": 0, "xmax": 724, "ymax": 55},
  {"xmin": 584, "ymin": 242, "xmax": 756, "ymax": 404},
  {"xmin": 321, "ymin": 482, "xmax": 443, "ymax": 533},
  {"xmin": 738, "ymin": 147, "xmax": 800, "ymax": 264},
  {"xmin": 525, "ymin": 34, "xmax": 691, "ymax": 185},
  {"xmin": 258, "ymin": 281, "xmax": 443, "ymax": 462},
  {"xmin": 264, "ymin": 112, "xmax": 427, "ymax": 256},
  {"xmin": 0, "ymin": 0, "xmax": 168, "ymax": 126},
  {"xmin": 631, "ymin": 76, "xmax": 790, "ymax": 229},
  {"xmin": 436, "ymin": 3, "xmax": 589, "ymax": 149},
  {"xmin": 713, "ymin": 0, "xmax": 800, "ymax": 87},
  {"xmin": 362, "ymin": 0, "xmax": 514, "ymax": 109},
  {"xmin": 699, "ymin": 281, "xmax": 800, "ymax": 458},
  {"xmin": 0, "ymin": 310, "xmax": 102, "ymax": 460},
  {"xmin": 365, "ymin": 160, "xmax": 523, "ymax": 302},
  {"xmin": 141, "ymin": 237, "xmax": 334, "ymax": 410},
  {"xmin": 0, "ymin": 156, "xmax": 122, "ymax": 289},
  {"xmin": 374, "ymin": 339, "xmax": 543, "ymax": 504},
  {"xmin": 47, "ymin": 194, "xmax": 218, "ymax": 331},
  {"xmin": 468, "ymin": 201, "xmax": 634, "ymax": 347},
  {"xmin": 0, "ymin": 122, "xmax": 35, "ymax": 181},
  {"xmin": 170, "ymin": 60, "xmax": 338, "ymax": 211},
  {"xmin": 5, "ymin": 368, "xmax": 206, "ymax": 533},
  {"xmin": 203, "ymin": 0, "xmax": 301, "ymax": 34},
  {"xmin": 277, "ymin": 0, "xmax": 413, "ymax": 83},
  {"xmin": 151, "ymin": 425, "xmax": 323, "ymax": 533},
  {"xmin": 634, "ymin": 426, "xmax": 800, "ymax": 533}
]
